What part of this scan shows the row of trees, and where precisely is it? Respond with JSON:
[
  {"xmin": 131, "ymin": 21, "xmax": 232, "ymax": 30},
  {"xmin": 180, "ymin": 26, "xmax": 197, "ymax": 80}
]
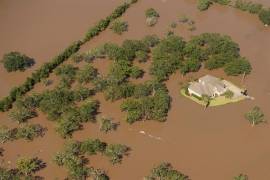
[
  {"xmin": 0, "ymin": 0, "xmax": 139, "ymax": 112},
  {"xmin": 197, "ymin": 0, "xmax": 270, "ymax": 25},
  {"xmin": 54, "ymin": 139, "xmax": 129, "ymax": 179}
]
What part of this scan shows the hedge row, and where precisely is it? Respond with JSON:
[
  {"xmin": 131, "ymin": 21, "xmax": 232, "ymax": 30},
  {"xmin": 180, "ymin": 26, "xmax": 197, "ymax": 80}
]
[{"xmin": 0, "ymin": 0, "xmax": 138, "ymax": 112}]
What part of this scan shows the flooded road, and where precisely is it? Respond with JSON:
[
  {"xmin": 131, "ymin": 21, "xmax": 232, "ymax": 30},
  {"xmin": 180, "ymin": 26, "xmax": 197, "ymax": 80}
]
[{"xmin": 1, "ymin": 0, "xmax": 270, "ymax": 179}]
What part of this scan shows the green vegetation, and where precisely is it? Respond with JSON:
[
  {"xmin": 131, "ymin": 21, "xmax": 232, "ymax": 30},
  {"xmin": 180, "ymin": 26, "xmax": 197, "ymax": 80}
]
[
  {"xmin": 145, "ymin": 8, "xmax": 160, "ymax": 18},
  {"xmin": 145, "ymin": 162, "xmax": 189, "ymax": 180},
  {"xmin": 245, "ymin": 106, "xmax": 265, "ymax": 126},
  {"xmin": 201, "ymin": 94, "xmax": 211, "ymax": 109},
  {"xmin": 99, "ymin": 117, "xmax": 118, "ymax": 133},
  {"xmin": 259, "ymin": 8, "xmax": 270, "ymax": 25},
  {"xmin": 110, "ymin": 20, "xmax": 128, "ymax": 34},
  {"xmin": 0, "ymin": 0, "xmax": 138, "ymax": 112},
  {"xmin": 197, "ymin": 0, "xmax": 270, "ymax": 25},
  {"xmin": 16, "ymin": 157, "xmax": 41, "ymax": 176},
  {"xmin": 1, "ymin": 52, "xmax": 34, "ymax": 72},
  {"xmin": 145, "ymin": 8, "xmax": 159, "ymax": 27},
  {"xmin": 198, "ymin": 0, "xmax": 212, "ymax": 11},
  {"xmin": 104, "ymin": 144, "xmax": 129, "ymax": 164},
  {"xmin": 54, "ymin": 139, "xmax": 129, "ymax": 179},
  {"xmin": 235, "ymin": 0, "xmax": 263, "ymax": 14},
  {"xmin": 150, "ymin": 35, "xmax": 185, "ymax": 81},
  {"xmin": 76, "ymin": 64, "xmax": 98, "ymax": 84},
  {"xmin": 224, "ymin": 90, "xmax": 234, "ymax": 99},
  {"xmin": 224, "ymin": 58, "xmax": 252, "ymax": 76},
  {"xmin": 0, "ymin": 157, "xmax": 44, "ymax": 179},
  {"xmin": 234, "ymin": 174, "xmax": 248, "ymax": 180},
  {"xmin": 0, "ymin": 124, "xmax": 45, "ymax": 143},
  {"xmin": 121, "ymin": 82, "xmax": 170, "ymax": 124}
]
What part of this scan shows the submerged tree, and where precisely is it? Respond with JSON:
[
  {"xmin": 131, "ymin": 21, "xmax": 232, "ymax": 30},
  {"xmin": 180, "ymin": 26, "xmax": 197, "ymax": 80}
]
[
  {"xmin": 16, "ymin": 157, "xmax": 41, "ymax": 176},
  {"xmin": 1, "ymin": 52, "xmax": 34, "ymax": 72},
  {"xmin": 245, "ymin": 106, "xmax": 265, "ymax": 126},
  {"xmin": 145, "ymin": 162, "xmax": 189, "ymax": 180},
  {"xmin": 234, "ymin": 174, "xmax": 248, "ymax": 180}
]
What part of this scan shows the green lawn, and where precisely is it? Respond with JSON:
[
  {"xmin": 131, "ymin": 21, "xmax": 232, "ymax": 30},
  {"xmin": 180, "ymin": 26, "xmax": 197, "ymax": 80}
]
[{"xmin": 180, "ymin": 89, "xmax": 245, "ymax": 107}]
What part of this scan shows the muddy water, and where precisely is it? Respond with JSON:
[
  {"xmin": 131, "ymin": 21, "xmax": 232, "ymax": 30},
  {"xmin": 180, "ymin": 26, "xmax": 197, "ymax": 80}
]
[
  {"xmin": 0, "ymin": 0, "xmax": 123, "ymax": 98},
  {"xmin": 1, "ymin": 0, "xmax": 270, "ymax": 179}
]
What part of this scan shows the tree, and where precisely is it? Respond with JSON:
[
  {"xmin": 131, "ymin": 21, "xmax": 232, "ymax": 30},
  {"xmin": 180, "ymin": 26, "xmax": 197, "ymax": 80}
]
[
  {"xmin": 80, "ymin": 139, "xmax": 107, "ymax": 155},
  {"xmin": 145, "ymin": 8, "xmax": 159, "ymax": 18},
  {"xmin": 78, "ymin": 100, "xmax": 99, "ymax": 122},
  {"xmin": 143, "ymin": 35, "xmax": 160, "ymax": 48},
  {"xmin": 16, "ymin": 157, "xmax": 40, "ymax": 175},
  {"xmin": 234, "ymin": 174, "xmax": 248, "ymax": 180},
  {"xmin": 201, "ymin": 94, "xmax": 211, "ymax": 110},
  {"xmin": 55, "ymin": 64, "xmax": 77, "ymax": 82},
  {"xmin": 77, "ymin": 64, "xmax": 98, "ymax": 84},
  {"xmin": 259, "ymin": 8, "xmax": 270, "ymax": 25},
  {"xmin": 1, "ymin": 52, "xmax": 34, "ymax": 72},
  {"xmin": 145, "ymin": 162, "xmax": 189, "ymax": 180},
  {"xmin": 224, "ymin": 90, "xmax": 234, "ymax": 99},
  {"xmin": 99, "ymin": 117, "xmax": 118, "ymax": 133},
  {"xmin": 135, "ymin": 50, "xmax": 148, "ymax": 62},
  {"xmin": 110, "ymin": 20, "xmax": 128, "ymax": 35},
  {"xmin": 197, "ymin": 0, "xmax": 212, "ymax": 11},
  {"xmin": 105, "ymin": 144, "xmax": 129, "ymax": 164},
  {"xmin": 224, "ymin": 58, "xmax": 252, "ymax": 76},
  {"xmin": 245, "ymin": 106, "xmax": 265, "ymax": 126}
]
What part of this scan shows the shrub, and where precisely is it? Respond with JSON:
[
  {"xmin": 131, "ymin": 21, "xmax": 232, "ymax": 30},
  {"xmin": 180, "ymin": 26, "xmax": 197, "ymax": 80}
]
[
  {"xmin": 110, "ymin": 20, "xmax": 128, "ymax": 35},
  {"xmin": 223, "ymin": 90, "xmax": 234, "ymax": 99},
  {"xmin": 145, "ymin": 8, "xmax": 160, "ymax": 18},
  {"xmin": 197, "ymin": 0, "xmax": 212, "ymax": 11},
  {"xmin": 99, "ymin": 117, "xmax": 118, "ymax": 133},
  {"xmin": 73, "ymin": 86, "xmax": 94, "ymax": 101},
  {"xmin": 259, "ymin": 8, "xmax": 270, "ymax": 25},
  {"xmin": 245, "ymin": 106, "xmax": 265, "ymax": 126},
  {"xmin": 145, "ymin": 162, "xmax": 189, "ymax": 180},
  {"xmin": 1, "ymin": 52, "xmax": 34, "ymax": 72}
]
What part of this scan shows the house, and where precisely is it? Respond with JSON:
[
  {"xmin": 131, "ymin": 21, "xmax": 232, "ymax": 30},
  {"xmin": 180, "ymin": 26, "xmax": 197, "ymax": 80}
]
[{"xmin": 188, "ymin": 75, "xmax": 227, "ymax": 98}]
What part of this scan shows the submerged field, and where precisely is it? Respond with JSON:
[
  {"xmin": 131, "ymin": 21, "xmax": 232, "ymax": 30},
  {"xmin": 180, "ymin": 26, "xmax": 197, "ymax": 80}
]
[{"xmin": 0, "ymin": 0, "xmax": 270, "ymax": 179}]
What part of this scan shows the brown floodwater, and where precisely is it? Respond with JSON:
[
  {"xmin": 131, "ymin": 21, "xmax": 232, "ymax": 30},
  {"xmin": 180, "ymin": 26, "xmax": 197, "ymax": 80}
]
[{"xmin": 1, "ymin": 0, "xmax": 270, "ymax": 179}]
